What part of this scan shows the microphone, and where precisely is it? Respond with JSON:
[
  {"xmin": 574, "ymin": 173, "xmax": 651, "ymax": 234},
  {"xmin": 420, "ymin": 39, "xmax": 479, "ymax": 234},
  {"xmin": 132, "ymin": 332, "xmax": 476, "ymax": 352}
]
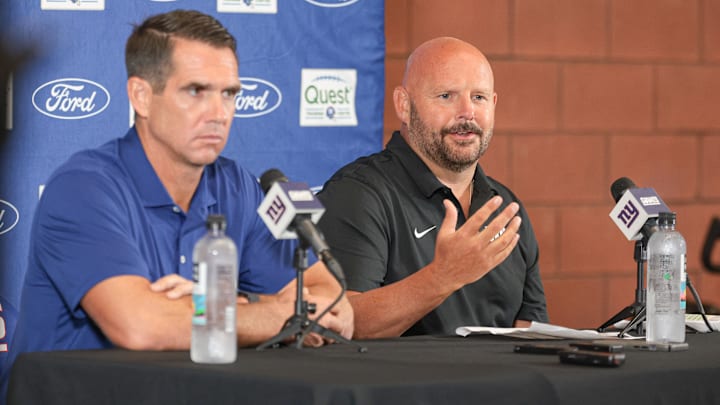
[
  {"xmin": 257, "ymin": 168, "xmax": 325, "ymax": 240},
  {"xmin": 256, "ymin": 169, "xmax": 344, "ymax": 281},
  {"xmin": 608, "ymin": 177, "xmax": 670, "ymax": 241}
]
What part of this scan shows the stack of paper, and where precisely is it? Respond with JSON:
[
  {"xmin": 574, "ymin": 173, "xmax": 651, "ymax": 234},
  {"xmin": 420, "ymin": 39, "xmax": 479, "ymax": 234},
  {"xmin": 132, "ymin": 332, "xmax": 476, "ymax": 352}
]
[
  {"xmin": 455, "ymin": 322, "xmax": 639, "ymax": 340},
  {"xmin": 456, "ymin": 315, "xmax": 720, "ymax": 340}
]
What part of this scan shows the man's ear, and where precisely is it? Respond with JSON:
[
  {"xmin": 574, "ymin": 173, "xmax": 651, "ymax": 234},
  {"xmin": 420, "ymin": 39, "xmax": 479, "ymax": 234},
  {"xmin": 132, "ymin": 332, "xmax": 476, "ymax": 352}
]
[
  {"xmin": 393, "ymin": 86, "xmax": 410, "ymax": 124},
  {"xmin": 127, "ymin": 77, "xmax": 152, "ymax": 118}
]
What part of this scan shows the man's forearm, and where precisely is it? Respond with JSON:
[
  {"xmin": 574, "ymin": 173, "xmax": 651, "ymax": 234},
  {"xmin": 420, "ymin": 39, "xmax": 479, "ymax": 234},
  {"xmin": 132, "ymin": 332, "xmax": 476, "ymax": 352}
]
[{"xmin": 348, "ymin": 263, "xmax": 455, "ymax": 339}]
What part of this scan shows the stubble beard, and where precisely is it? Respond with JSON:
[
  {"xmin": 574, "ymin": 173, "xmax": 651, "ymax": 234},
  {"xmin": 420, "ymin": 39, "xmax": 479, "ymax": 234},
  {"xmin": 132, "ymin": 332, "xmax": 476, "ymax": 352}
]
[{"xmin": 408, "ymin": 102, "xmax": 493, "ymax": 173}]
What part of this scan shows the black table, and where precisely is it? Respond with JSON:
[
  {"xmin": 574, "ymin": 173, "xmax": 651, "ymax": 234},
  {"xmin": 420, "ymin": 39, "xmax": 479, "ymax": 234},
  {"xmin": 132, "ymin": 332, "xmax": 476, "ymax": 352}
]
[{"xmin": 8, "ymin": 332, "xmax": 720, "ymax": 405}]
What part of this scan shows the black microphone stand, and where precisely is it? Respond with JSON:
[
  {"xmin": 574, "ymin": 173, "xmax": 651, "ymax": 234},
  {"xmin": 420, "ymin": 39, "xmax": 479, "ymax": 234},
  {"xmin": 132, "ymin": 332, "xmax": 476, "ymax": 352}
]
[
  {"xmin": 256, "ymin": 242, "xmax": 359, "ymax": 350},
  {"xmin": 256, "ymin": 245, "xmax": 314, "ymax": 350},
  {"xmin": 597, "ymin": 239, "xmax": 646, "ymax": 337}
]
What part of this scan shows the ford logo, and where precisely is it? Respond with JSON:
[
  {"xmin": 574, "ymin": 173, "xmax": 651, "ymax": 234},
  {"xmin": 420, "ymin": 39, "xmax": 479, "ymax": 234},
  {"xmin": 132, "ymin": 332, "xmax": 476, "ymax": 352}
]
[
  {"xmin": 0, "ymin": 200, "xmax": 19, "ymax": 236},
  {"xmin": 235, "ymin": 77, "xmax": 282, "ymax": 118},
  {"xmin": 32, "ymin": 78, "xmax": 111, "ymax": 120},
  {"xmin": 304, "ymin": 0, "xmax": 360, "ymax": 7}
]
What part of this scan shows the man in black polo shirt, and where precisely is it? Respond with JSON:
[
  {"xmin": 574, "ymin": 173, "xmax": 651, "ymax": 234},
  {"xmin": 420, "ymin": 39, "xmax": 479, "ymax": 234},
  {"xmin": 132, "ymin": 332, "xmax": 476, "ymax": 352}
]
[{"xmin": 317, "ymin": 37, "xmax": 548, "ymax": 338}]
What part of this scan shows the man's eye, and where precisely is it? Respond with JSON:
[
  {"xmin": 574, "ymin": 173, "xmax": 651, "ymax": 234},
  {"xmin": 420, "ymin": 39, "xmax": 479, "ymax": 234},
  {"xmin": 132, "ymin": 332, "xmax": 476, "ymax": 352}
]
[
  {"xmin": 188, "ymin": 87, "xmax": 200, "ymax": 96},
  {"xmin": 439, "ymin": 93, "xmax": 450, "ymax": 99},
  {"xmin": 222, "ymin": 89, "xmax": 238, "ymax": 98}
]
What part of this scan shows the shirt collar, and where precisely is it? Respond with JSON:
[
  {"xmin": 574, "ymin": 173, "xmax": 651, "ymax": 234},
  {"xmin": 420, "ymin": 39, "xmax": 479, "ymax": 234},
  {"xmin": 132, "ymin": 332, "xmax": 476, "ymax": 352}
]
[
  {"xmin": 386, "ymin": 131, "xmax": 444, "ymax": 198},
  {"xmin": 118, "ymin": 127, "xmax": 216, "ymax": 210},
  {"xmin": 386, "ymin": 130, "xmax": 497, "ymax": 202}
]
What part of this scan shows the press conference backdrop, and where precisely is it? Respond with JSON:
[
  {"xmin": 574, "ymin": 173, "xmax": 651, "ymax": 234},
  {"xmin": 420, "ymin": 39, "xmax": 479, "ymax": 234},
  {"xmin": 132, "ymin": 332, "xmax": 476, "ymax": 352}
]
[{"xmin": 0, "ymin": 0, "xmax": 385, "ymax": 370}]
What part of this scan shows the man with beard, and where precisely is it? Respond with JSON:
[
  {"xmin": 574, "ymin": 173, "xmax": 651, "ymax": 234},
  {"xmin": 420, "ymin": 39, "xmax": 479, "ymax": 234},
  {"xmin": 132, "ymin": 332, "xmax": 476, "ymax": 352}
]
[{"xmin": 317, "ymin": 37, "xmax": 548, "ymax": 338}]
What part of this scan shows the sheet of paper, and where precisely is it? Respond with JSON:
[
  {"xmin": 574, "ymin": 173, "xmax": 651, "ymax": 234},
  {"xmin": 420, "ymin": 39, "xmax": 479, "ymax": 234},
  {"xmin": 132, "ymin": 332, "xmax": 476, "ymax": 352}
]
[
  {"xmin": 685, "ymin": 313, "xmax": 720, "ymax": 333},
  {"xmin": 455, "ymin": 321, "xmax": 639, "ymax": 340},
  {"xmin": 613, "ymin": 313, "xmax": 720, "ymax": 333}
]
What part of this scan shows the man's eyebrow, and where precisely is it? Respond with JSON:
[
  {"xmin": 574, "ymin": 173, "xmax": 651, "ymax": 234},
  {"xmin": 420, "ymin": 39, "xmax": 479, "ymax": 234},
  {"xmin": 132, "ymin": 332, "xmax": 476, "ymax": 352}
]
[{"xmin": 181, "ymin": 82, "xmax": 209, "ymax": 90}]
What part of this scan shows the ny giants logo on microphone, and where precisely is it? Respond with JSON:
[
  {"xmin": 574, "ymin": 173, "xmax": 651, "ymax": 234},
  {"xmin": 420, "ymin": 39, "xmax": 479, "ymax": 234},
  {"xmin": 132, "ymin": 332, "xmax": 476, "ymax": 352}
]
[
  {"xmin": 610, "ymin": 188, "xmax": 669, "ymax": 240},
  {"xmin": 258, "ymin": 182, "xmax": 325, "ymax": 240},
  {"xmin": 617, "ymin": 200, "xmax": 640, "ymax": 228},
  {"xmin": 264, "ymin": 196, "xmax": 287, "ymax": 225}
]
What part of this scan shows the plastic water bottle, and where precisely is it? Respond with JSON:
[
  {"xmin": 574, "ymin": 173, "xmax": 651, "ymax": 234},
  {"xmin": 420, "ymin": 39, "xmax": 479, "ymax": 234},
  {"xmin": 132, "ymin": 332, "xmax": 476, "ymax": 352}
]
[
  {"xmin": 191, "ymin": 214, "xmax": 238, "ymax": 363},
  {"xmin": 646, "ymin": 212, "xmax": 687, "ymax": 343}
]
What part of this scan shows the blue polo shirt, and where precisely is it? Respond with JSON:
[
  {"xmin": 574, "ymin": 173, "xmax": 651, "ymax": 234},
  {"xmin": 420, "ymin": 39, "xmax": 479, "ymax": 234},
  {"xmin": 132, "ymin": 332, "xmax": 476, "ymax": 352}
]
[{"xmin": 4, "ymin": 128, "xmax": 297, "ymax": 377}]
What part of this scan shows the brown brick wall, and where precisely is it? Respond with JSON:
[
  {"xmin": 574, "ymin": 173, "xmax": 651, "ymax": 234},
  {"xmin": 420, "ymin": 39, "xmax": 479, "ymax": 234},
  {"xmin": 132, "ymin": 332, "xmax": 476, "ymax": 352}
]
[{"xmin": 384, "ymin": 0, "xmax": 720, "ymax": 328}]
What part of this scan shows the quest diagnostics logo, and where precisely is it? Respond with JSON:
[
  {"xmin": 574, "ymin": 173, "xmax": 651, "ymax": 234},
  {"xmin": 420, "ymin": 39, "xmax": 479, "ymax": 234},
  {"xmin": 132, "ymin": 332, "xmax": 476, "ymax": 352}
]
[
  {"xmin": 300, "ymin": 69, "xmax": 358, "ymax": 127},
  {"xmin": 32, "ymin": 78, "xmax": 110, "ymax": 120},
  {"xmin": 304, "ymin": 0, "xmax": 360, "ymax": 7},
  {"xmin": 0, "ymin": 200, "xmax": 20, "ymax": 236},
  {"xmin": 218, "ymin": 0, "xmax": 277, "ymax": 14},
  {"xmin": 41, "ymin": 0, "xmax": 105, "ymax": 10},
  {"xmin": 234, "ymin": 77, "xmax": 282, "ymax": 118}
]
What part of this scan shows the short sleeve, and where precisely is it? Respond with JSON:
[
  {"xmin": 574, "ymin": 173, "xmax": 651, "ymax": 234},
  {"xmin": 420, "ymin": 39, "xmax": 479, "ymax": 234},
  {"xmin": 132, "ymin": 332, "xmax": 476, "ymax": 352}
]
[
  {"xmin": 32, "ymin": 170, "xmax": 150, "ymax": 318},
  {"xmin": 317, "ymin": 177, "xmax": 389, "ymax": 292}
]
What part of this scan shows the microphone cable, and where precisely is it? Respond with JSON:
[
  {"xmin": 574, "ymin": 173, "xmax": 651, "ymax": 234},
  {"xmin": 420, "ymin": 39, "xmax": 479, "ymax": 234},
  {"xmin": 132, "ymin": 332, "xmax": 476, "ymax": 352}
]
[
  {"xmin": 298, "ymin": 259, "xmax": 346, "ymax": 341},
  {"xmin": 296, "ymin": 250, "xmax": 368, "ymax": 352},
  {"xmin": 686, "ymin": 273, "xmax": 716, "ymax": 333}
]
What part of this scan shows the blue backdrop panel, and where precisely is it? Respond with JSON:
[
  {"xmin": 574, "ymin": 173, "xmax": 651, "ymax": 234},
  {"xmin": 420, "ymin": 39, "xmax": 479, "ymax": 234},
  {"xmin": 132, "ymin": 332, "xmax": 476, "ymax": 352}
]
[{"xmin": 0, "ymin": 0, "xmax": 385, "ymax": 370}]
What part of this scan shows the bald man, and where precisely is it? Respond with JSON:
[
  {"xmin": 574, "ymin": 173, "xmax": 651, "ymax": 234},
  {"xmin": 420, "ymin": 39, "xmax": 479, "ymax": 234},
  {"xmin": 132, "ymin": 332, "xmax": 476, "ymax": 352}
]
[{"xmin": 317, "ymin": 37, "xmax": 548, "ymax": 338}]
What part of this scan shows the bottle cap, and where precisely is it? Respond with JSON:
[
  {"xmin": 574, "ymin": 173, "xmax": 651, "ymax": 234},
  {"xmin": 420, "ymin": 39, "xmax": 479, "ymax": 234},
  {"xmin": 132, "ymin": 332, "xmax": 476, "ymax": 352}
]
[
  {"xmin": 206, "ymin": 214, "xmax": 227, "ymax": 230},
  {"xmin": 658, "ymin": 211, "xmax": 676, "ymax": 227}
]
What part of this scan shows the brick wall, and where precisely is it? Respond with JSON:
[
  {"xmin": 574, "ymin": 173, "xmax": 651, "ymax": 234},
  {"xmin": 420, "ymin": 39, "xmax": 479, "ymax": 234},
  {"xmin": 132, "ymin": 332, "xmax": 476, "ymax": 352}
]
[{"xmin": 384, "ymin": 0, "xmax": 720, "ymax": 328}]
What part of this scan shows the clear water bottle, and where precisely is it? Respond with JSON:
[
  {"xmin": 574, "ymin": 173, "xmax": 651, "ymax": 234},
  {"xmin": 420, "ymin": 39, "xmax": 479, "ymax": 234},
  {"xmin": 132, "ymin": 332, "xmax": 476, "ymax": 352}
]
[
  {"xmin": 646, "ymin": 212, "xmax": 687, "ymax": 343},
  {"xmin": 191, "ymin": 214, "xmax": 238, "ymax": 363}
]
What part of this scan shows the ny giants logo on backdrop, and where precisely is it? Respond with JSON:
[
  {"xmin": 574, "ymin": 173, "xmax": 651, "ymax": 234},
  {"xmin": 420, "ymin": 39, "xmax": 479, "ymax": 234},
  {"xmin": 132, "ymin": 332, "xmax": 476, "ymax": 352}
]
[
  {"xmin": 0, "ymin": 199, "xmax": 20, "ymax": 236},
  {"xmin": 304, "ymin": 0, "xmax": 360, "ymax": 7},
  {"xmin": 32, "ymin": 78, "xmax": 110, "ymax": 120},
  {"xmin": 234, "ymin": 78, "xmax": 282, "ymax": 118},
  {"xmin": 41, "ymin": 0, "xmax": 105, "ymax": 10}
]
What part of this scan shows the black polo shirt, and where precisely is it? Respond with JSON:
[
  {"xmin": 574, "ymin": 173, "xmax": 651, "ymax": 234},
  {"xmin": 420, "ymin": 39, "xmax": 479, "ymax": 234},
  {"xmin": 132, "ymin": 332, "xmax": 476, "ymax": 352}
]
[{"xmin": 317, "ymin": 131, "xmax": 548, "ymax": 336}]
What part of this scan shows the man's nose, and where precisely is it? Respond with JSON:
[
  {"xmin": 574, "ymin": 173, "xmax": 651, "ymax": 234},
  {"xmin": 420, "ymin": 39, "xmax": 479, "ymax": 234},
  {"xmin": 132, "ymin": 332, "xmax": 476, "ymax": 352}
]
[{"xmin": 456, "ymin": 97, "xmax": 475, "ymax": 122}]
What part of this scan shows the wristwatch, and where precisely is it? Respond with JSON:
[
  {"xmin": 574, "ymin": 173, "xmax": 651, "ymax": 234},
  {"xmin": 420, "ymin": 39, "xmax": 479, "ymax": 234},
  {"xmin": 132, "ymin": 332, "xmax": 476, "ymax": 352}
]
[{"xmin": 236, "ymin": 290, "xmax": 260, "ymax": 303}]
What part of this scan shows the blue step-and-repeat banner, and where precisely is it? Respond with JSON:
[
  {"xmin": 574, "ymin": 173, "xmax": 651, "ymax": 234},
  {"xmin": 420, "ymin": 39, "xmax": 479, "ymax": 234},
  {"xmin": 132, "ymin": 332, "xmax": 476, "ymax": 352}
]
[{"xmin": 0, "ymin": 0, "xmax": 385, "ymax": 369}]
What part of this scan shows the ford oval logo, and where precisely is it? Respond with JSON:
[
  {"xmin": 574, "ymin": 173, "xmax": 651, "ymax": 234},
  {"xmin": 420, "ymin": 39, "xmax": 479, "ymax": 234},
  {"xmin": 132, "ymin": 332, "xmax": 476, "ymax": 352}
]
[
  {"xmin": 32, "ymin": 78, "xmax": 111, "ymax": 120},
  {"xmin": 304, "ymin": 0, "xmax": 360, "ymax": 7},
  {"xmin": 0, "ymin": 200, "xmax": 20, "ymax": 236},
  {"xmin": 235, "ymin": 77, "xmax": 282, "ymax": 118}
]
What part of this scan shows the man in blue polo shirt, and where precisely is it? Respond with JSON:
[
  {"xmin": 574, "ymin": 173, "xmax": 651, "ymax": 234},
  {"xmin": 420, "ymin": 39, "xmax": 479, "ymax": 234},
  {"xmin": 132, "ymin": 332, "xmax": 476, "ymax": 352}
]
[{"xmin": 2, "ymin": 9, "xmax": 353, "ymax": 396}]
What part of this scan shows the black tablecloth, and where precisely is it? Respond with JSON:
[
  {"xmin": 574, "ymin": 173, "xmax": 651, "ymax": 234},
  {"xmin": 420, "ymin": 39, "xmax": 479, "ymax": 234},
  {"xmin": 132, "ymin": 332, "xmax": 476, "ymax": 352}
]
[{"xmin": 8, "ymin": 332, "xmax": 720, "ymax": 405}]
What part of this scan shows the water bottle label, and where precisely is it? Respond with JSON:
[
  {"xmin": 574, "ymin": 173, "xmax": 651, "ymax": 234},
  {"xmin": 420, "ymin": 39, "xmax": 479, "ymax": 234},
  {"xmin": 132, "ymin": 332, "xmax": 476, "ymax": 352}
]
[
  {"xmin": 680, "ymin": 254, "xmax": 687, "ymax": 310},
  {"xmin": 192, "ymin": 262, "xmax": 207, "ymax": 294},
  {"xmin": 225, "ymin": 306, "xmax": 235, "ymax": 333},
  {"xmin": 649, "ymin": 253, "xmax": 683, "ymax": 314},
  {"xmin": 192, "ymin": 295, "xmax": 206, "ymax": 326},
  {"xmin": 192, "ymin": 262, "xmax": 207, "ymax": 326}
]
